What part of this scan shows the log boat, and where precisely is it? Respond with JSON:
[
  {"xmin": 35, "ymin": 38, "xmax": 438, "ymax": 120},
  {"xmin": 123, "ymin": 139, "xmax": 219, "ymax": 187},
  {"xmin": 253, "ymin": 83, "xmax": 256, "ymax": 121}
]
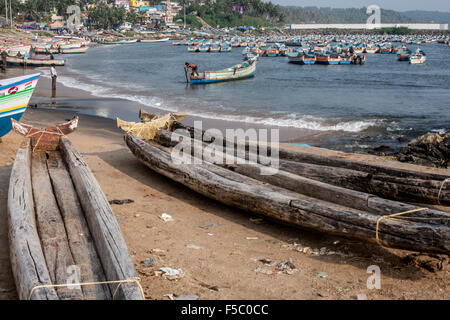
[
  {"xmin": 0, "ymin": 73, "xmax": 40, "ymax": 138},
  {"xmin": 188, "ymin": 60, "xmax": 257, "ymax": 84},
  {"xmin": 6, "ymin": 56, "xmax": 65, "ymax": 66},
  {"xmin": 118, "ymin": 112, "xmax": 450, "ymax": 254},
  {"xmin": 8, "ymin": 118, "xmax": 142, "ymax": 300},
  {"xmin": 153, "ymin": 114, "xmax": 449, "ymax": 206}
]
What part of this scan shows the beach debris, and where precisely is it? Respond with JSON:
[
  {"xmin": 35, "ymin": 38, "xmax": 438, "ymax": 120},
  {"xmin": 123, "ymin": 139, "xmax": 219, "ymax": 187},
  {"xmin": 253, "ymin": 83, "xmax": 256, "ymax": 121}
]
[
  {"xmin": 149, "ymin": 248, "xmax": 165, "ymax": 254},
  {"xmin": 197, "ymin": 281, "xmax": 220, "ymax": 292},
  {"xmin": 186, "ymin": 244, "xmax": 201, "ymax": 250},
  {"xmin": 315, "ymin": 272, "xmax": 328, "ymax": 278},
  {"xmin": 141, "ymin": 258, "xmax": 154, "ymax": 265},
  {"xmin": 356, "ymin": 293, "xmax": 367, "ymax": 300},
  {"xmin": 281, "ymin": 242, "xmax": 343, "ymax": 257},
  {"xmin": 255, "ymin": 259, "xmax": 298, "ymax": 275},
  {"xmin": 135, "ymin": 214, "xmax": 140, "ymax": 218},
  {"xmin": 108, "ymin": 199, "xmax": 134, "ymax": 205},
  {"xmin": 160, "ymin": 213, "xmax": 174, "ymax": 222},
  {"xmin": 199, "ymin": 222, "xmax": 220, "ymax": 229},
  {"xmin": 163, "ymin": 293, "xmax": 175, "ymax": 300},
  {"xmin": 176, "ymin": 294, "xmax": 199, "ymax": 300},
  {"xmin": 249, "ymin": 218, "xmax": 263, "ymax": 224},
  {"xmin": 259, "ymin": 258, "xmax": 275, "ymax": 266},
  {"xmin": 159, "ymin": 267, "xmax": 184, "ymax": 280},
  {"xmin": 207, "ymin": 233, "xmax": 214, "ymax": 236},
  {"xmin": 333, "ymin": 240, "xmax": 340, "ymax": 245},
  {"xmin": 246, "ymin": 237, "xmax": 259, "ymax": 240},
  {"xmin": 403, "ymin": 253, "xmax": 448, "ymax": 272},
  {"xmin": 396, "ymin": 132, "xmax": 450, "ymax": 168}
]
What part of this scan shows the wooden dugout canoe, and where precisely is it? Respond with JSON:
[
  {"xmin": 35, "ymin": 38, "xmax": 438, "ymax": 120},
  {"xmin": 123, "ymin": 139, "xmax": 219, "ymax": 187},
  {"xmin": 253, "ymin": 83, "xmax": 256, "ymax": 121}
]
[
  {"xmin": 139, "ymin": 110, "xmax": 450, "ymax": 205},
  {"xmin": 8, "ymin": 117, "xmax": 142, "ymax": 300},
  {"xmin": 123, "ymin": 126, "xmax": 450, "ymax": 254}
]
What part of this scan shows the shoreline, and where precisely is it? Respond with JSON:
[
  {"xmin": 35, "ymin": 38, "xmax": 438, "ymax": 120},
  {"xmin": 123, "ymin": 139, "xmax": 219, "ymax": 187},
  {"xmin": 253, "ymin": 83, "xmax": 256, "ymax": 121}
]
[{"xmin": 2, "ymin": 66, "xmax": 331, "ymax": 144}]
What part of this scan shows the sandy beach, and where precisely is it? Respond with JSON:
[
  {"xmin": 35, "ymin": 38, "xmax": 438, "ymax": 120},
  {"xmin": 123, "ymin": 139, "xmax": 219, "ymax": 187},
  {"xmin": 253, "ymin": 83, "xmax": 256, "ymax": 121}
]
[{"xmin": 0, "ymin": 104, "xmax": 449, "ymax": 300}]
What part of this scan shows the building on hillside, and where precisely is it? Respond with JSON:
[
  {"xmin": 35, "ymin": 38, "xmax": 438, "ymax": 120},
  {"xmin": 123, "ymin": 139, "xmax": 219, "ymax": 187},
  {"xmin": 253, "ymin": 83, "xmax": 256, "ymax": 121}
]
[
  {"xmin": 161, "ymin": 1, "xmax": 182, "ymax": 25},
  {"xmin": 287, "ymin": 23, "xmax": 449, "ymax": 30},
  {"xmin": 130, "ymin": 0, "xmax": 151, "ymax": 7},
  {"xmin": 114, "ymin": 0, "xmax": 130, "ymax": 10}
]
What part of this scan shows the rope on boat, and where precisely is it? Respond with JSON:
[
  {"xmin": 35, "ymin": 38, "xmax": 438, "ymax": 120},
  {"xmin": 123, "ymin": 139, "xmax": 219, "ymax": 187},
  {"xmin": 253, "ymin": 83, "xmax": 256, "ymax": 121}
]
[
  {"xmin": 28, "ymin": 277, "xmax": 145, "ymax": 300},
  {"xmin": 375, "ymin": 207, "xmax": 450, "ymax": 247},
  {"xmin": 25, "ymin": 127, "xmax": 65, "ymax": 153},
  {"xmin": 437, "ymin": 178, "xmax": 450, "ymax": 205}
]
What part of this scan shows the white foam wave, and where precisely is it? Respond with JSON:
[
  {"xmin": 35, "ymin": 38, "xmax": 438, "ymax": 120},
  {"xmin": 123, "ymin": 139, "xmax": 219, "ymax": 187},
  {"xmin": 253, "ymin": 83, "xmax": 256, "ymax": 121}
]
[{"xmin": 41, "ymin": 70, "xmax": 384, "ymax": 133}]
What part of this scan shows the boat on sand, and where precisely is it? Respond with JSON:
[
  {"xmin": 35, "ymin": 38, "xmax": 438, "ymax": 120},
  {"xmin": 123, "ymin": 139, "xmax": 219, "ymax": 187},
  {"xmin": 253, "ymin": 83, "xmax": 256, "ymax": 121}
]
[
  {"xmin": 8, "ymin": 117, "xmax": 143, "ymax": 300},
  {"xmin": 117, "ymin": 111, "xmax": 450, "ymax": 254}
]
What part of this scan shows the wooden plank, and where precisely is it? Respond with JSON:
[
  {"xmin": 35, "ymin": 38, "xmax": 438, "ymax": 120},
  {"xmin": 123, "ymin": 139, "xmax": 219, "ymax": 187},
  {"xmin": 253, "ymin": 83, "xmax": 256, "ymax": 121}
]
[
  {"xmin": 7, "ymin": 141, "xmax": 58, "ymax": 300},
  {"xmin": 46, "ymin": 152, "xmax": 112, "ymax": 300},
  {"xmin": 59, "ymin": 138, "xmax": 142, "ymax": 300},
  {"xmin": 31, "ymin": 151, "xmax": 84, "ymax": 300},
  {"xmin": 126, "ymin": 133, "xmax": 450, "ymax": 253}
]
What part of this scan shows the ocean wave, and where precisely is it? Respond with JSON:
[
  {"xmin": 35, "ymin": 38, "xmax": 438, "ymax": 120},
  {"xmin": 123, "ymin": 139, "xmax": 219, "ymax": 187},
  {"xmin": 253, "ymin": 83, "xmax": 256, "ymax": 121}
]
[{"xmin": 40, "ymin": 69, "xmax": 385, "ymax": 133}]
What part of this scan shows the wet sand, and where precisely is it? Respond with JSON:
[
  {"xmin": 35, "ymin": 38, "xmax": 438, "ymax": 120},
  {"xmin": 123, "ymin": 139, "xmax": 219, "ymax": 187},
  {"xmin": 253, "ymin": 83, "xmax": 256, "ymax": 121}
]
[{"xmin": 0, "ymin": 107, "xmax": 449, "ymax": 300}]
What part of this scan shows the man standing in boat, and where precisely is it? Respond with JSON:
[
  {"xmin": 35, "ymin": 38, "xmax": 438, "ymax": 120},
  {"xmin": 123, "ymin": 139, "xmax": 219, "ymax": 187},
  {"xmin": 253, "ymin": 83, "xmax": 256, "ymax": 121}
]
[{"xmin": 185, "ymin": 62, "xmax": 199, "ymax": 77}]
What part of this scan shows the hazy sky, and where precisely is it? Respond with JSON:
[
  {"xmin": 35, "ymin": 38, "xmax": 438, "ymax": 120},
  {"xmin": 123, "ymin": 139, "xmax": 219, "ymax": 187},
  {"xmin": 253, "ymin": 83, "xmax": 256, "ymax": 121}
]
[{"xmin": 270, "ymin": 1, "xmax": 450, "ymax": 12}]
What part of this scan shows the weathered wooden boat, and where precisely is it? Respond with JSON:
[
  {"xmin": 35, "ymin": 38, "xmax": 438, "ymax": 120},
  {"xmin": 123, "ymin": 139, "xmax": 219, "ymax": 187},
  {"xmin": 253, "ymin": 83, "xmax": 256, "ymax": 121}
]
[
  {"xmin": 8, "ymin": 118, "xmax": 142, "ymax": 300},
  {"xmin": 0, "ymin": 73, "xmax": 40, "ymax": 138},
  {"xmin": 140, "ymin": 38, "xmax": 170, "ymax": 43},
  {"xmin": 263, "ymin": 47, "xmax": 279, "ymax": 57},
  {"xmin": 119, "ymin": 113, "xmax": 450, "ymax": 254},
  {"xmin": 61, "ymin": 46, "xmax": 89, "ymax": 54},
  {"xmin": 6, "ymin": 56, "xmax": 65, "ymax": 66},
  {"xmin": 188, "ymin": 60, "xmax": 257, "ymax": 84},
  {"xmin": 339, "ymin": 55, "xmax": 352, "ymax": 65},
  {"xmin": 138, "ymin": 110, "xmax": 450, "ymax": 206},
  {"xmin": 316, "ymin": 54, "xmax": 340, "ymax": 65},
  {"xmin": 287, "ymin": 53, "xmax": 316, "ymax": 65}
]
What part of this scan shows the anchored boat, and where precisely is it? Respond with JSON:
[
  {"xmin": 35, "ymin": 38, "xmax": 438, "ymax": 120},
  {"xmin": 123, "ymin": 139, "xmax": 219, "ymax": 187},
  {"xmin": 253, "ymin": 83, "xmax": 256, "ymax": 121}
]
[
  {"xmin": 188, "ymin": 60, "xmax": 257, "ymax": 84},
  {"xmin": 409, "ymin": 48, "xmax": 427, "ymax": 64},
  {"xmin": 0, "ymin": 73, "xmax": 40, "ymax": 138}
]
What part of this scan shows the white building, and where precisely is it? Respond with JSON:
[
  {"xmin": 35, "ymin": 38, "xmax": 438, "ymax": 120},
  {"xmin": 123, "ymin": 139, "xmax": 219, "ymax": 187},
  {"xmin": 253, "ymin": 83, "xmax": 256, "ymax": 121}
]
[{"xmin": 287, "ymin": 23, "xmax": 449, "ymax": 30}]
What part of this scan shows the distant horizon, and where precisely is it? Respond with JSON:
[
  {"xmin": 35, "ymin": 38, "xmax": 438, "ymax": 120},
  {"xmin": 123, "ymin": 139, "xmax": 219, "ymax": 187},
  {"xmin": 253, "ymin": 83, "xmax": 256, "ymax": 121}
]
[{"xmin": 267, "ymin": 1, "xmax": 450, "ymax": 12}]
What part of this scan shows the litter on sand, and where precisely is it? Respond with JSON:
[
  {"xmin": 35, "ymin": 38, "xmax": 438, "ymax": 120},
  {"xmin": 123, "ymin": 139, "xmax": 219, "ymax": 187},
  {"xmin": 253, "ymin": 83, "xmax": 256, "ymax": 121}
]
[
  {"xmin": 357, "ymin": 293, "xmax": 367, "ymax": 300},
  {"xmin": 176, "ymin": 295, "xmax": 199, "ymax": 300},
  {"xmin": 316, "ymin": 272, "xmax": 328, "ymax": 278},
  {"xmin": 163, "ymin": 293, "xmax": 175, "ymax": 300},
  {"xmin": 158, "ymin": 267, "xmax": 184, "ymax": 280},
  {"xmin": 160, "ymin": 213, "xmax": 174, "ymax": 222},
  {"xmin": 199, "ymin": 222, "xmax": 220, "ymax": 229},
  {"xmin": 246, "ymin": 237, "xmax": 259, "ymax": 240},
  {"xmin": 186, "ymin": 244, "xmax": 201, "ymax": 250},
  {"xmin": 108, "ymin": 199, "xmax": 134, "ymax": 205},
  {"xmin": 141, "ymin": 258, "xmax": 154, "ymax": 265},
  {"xmin": 255, "ymin": 259, "xmax": 298, "ymax": 275}
]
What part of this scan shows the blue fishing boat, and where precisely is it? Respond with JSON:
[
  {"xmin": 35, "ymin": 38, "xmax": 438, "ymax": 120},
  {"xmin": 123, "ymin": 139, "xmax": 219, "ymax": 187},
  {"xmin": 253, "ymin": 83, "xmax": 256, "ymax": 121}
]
[{"xmin": 0, "ymin": 73, "xmax": 40, "ymax": 138}]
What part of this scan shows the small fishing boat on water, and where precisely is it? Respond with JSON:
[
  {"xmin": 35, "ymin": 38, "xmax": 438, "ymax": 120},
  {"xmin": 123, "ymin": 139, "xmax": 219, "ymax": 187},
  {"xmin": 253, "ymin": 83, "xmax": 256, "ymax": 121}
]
[
  {"xmin": 0, "ymin": 73, "xmax": 40, "ymax": 138},
  {"xmin": 117, "ymin": 111, "xmax": 450, "ymax": 254},
  {"xmin": 263, "ymin": 47, "xmax": 279, "ymax": 57},
  {"xmin": 187, "ymin": 60, "xmax": 257, "ymax": 84},
  {"xmin": 8, "ymin": 118, "xmax": 143, "ymax": 300},
  {"xmin": 397, "ymin": 47, "xmax": 412, "ymax": 61},
  {"xmin": 287, "ymin": 52, "xmax": 316, "ymax": 65},
  {"xmin": 140, "ymin": 38, "xmax": 170, "ymax": 43},
  {"xmin": 316, "ymin": 54, "xmax": 340, "ymax": 65},
  {"xmin": 409, "ymin": 48, "xmax": 427, "ymax": 64}
]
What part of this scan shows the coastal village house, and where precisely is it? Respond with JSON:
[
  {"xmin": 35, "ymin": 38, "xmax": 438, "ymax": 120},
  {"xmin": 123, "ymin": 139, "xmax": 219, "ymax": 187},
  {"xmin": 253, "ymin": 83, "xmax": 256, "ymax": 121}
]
[{"xmin": 114, "ymin": 0, "xmax": 183, "ymax": 26}]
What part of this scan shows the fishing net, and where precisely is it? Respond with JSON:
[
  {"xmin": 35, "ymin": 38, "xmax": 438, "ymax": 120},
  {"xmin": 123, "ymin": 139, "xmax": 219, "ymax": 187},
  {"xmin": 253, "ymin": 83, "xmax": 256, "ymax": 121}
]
[{"xmin": 117, "ymin": 111, "xmax": 186, "ymax": 141}]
